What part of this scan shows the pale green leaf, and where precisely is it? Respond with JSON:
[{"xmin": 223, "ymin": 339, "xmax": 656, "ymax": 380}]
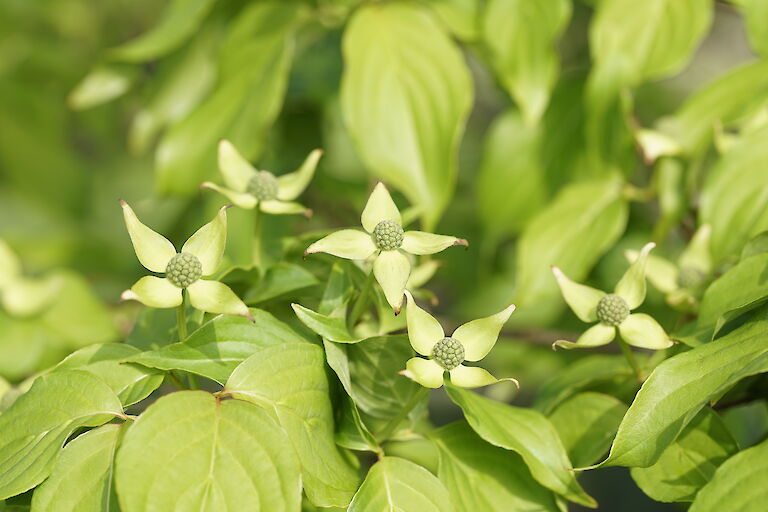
[
  {"xmin": 431, "ymin": 421, "xmax": 561, "ymax": 512},
  {"xmin": 292, "ymin": 303, "xmax": 362, "ymax": 344},
  {"xmin": 689, "ymin": 438, "xmax": 768, "ymax": 512},
  {"xmin": 447, "ymin": 385, "xmax": 596, "ymax": 507},
  {"xmin": 115, "ymin": 391, "xmax": 300, "ymax": 512},
  {"xmin": 341, "ymin": 2, "xmax": 472, "ymax": 230},
  {"xmin": 602, "ymin": 307, "xmax": 768, "ymax": 468},
  {"xmin": 631, "ymin": 408, "xmax": 738, "ymax": 503},
  {"xmin": 68, "ymin": 66, "xmax": 136, "ymax": 111},
  {"xmin": 734, "ymin": 0, "xmax": 768, "ymax": 57},
  {"xmin": 31, "ymin": 424, "xmax": 123, "ymax": 512},
  {"xmin": 155, "ymin": 3, "xmax": 299, "ymax": 194},
  {"xmin": 549, "ymin": 392, "xmax": 628, "ymax": 468},
  {"xmin": 348, "ymin": 456, "xmax": 453, "ymax": 512},
  {"xmin": 483, "ymin": 0, "xmax": 571, "ymax": 124},
  {"xmin": 119, "ymin": 201, "xmax": 176, "ymax": 273},
  {"xmin": 226, "ymin": 343, "xmax": 359, "ymax": 507},
  {"xmin": 108, "ymin": 0, "xmax": 216, "ymax": 62},
  {"xmin": 428, "ymin": 0, "xmax": 480, "ymax": 41},
  {"xmin": 0, "ymin": 370, "xmax": 122, "ymax": 500},
  {"xmin": 128, "ymin": 309, "xmax": 309, "ymax": 383}
]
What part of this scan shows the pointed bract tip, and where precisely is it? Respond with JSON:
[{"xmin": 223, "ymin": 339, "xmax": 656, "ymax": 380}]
[
  {"xmin": 454, "ymin": 238, "xmax": 469, "ymax": 248},
  {"xmin": 118, "ymin": 199, "xmax": 128, "ymax": 208},
  {"xmin": 119, "ymin": 289, "xmax": 134, "ymax": 302},
  {"xmin": 505, "ymin": 377, "xmax": 520, "ymax": 389},
  {"xmin": 245, "ymin": 311, "xmax": 255, "ymax": 323},
  {"xmin": 302, "ymin": 209, "xmax": 313, "ymax": 220},
  {"xmin": 222, "ymin": 204, "xmax": 234, "ymax": 210}
]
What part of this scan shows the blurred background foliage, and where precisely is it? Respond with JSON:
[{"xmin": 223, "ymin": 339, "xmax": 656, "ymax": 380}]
[{"xmin": 1, "ymin": 0, "xmax": 768, "ymax": 506}]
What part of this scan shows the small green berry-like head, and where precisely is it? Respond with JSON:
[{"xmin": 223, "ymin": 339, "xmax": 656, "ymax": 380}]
[
  {"xmin": 372, "ymin": 220, "xmax": 404, "ymax": 250},
  {"xmin": 166, "ymin": 253, "xmax": 203, "ymax": 288},
  {"xmin": 677, "ymin": 266, "xmax": 706, "ymax": 289},
  {"xmin": 432, "ymin": 337, "xmax": 465, "ymax": 370},
  {"xmin": 247, "ymin": 171, "xmax": 279, "ymax": 201},
  {"xmin": 596, "ymin": 294, "xmax": 629, "ymax": 326}
]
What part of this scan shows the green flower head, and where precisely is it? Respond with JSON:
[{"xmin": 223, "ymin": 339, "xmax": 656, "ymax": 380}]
[
  {"xmin": 400, "ymin": 291, "xmax": 517, "ymax": 389},
  {"xmin": 0, "ymin": 239, "xmax": 62, "ymax": 318},
  {"xmin": 304, "ymin": 183, "xmax": 468, "ymax": 313},
  {"xmin": 552, "ymin": 242, "xmax": 672, "ymax": 351},
  {"xmin": 201, "ymin": 140, "xmax": 321, "ymax": 218},
  {"xmin": 119, "ymin": 201, "xmax": 253, "ymax": 321},
  {"xmin": 625, "ymin": 224, "xmax": 712, "ymax": 309}
]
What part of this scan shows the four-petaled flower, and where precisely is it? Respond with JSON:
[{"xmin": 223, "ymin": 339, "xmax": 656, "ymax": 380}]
[
  {"xmin": 625, "ymin": 225, "xmax": 712, "ymax": 310},
  {"xmin": 304, "ymin": 183, "xmax": 467, "ymax": 312},
  {"xmin": 401, "ymin": 291, "xmax": 517, "ymax": 389},
  {"xmin": 119, "ymin": 201, "xmax": 253, "ymax": 321},
  {"xmin": 551, "ymin": 242, "xmax": 672, "ymax": 350},
  {"xmin": 201, "ymin": 140, "xmax": 321, "ymax": 217}
]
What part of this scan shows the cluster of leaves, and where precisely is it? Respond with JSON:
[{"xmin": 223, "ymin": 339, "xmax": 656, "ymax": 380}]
[{"xmin": 2, "ymin": 0, "xmax": 768, "ymax": 511}]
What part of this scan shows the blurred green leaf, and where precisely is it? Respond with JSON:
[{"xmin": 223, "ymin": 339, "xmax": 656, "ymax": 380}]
[
  {"xmin": 602, "ymin": 306, "xmax": 768, "ymax": 468},
  {"xmin": 0, "ymin": 370, "xmax": 122, "ymax": 500},
  {"xmin": 108, "ymin": 0, "xmax": 216, "ymax": 62},
  {"xmin": 128, "ymin": 309, "xmax": 310, "ymax": 383},
  {"xmin": 515, "ymin": 178, "xmax": 628, "ymax": 325},
  {"xmin": 549, "ymin": 392, "xmax": 628, "ymax": 468},
  {"xmin": 68, "ymin": 65, "xmax": 137, "ymax": 110},
  {"xmin": 115, "ymin": 391, "xmax": 300, "ymax": 511},
  {"xmin": 341, "ymin": 1, "xmax": 473, "ymax": 230},
  {"xmin": 155, "ymin": 2, "xmax": 300, "ymax": 195},
  {"xmin": 700, "ymin": 125, "xmax": 768, "ymax": 263},
  {"xmin": 689, "ymin": 438, "xmax": 768, "ymax": 511},
  {"xmin": 226, "ymin": 343, "xmax": 359, "ymax": 508},
  {"xmin": 732, "ymin": 0, "xmax": 768, "ymax": 57},
  {"xmin": 447, "ymin": 385, "xmax": 596, "ymax": 507},
  {"xmin": 347, "ymin": 456, "xmax": 453, "ymax": 512},
  {"xmin": 483, "ymin": 0, "xmax": 571, "ymax": 124},
  {"xmin": 476, "ymin": 110, "xmax": 547, "ymax": 240},
  {"xmin": 631, "ymin": 408, "xmax": 738, "ymax": 503},
  {"xmin": 30, "ymin": 424, "xmax": 123, "ymax": 512},
  {"xmin": 430, "ymin": 421, "xmax": 561, "ymax": 511},
  {"xmin": 429, "ymin": 0, "xmax": 480, "ymax": 41}
]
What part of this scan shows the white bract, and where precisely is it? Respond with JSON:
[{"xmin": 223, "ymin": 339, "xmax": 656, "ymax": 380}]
[
  {"xmin": 552, "ymin": 242, "xmax": 672, "ymax": 350},
  {"xmin": 401, "ymin": 291, "xmax": 517, "ymax": 389},
  {"xmin": 119, "ymin": 201, "xmax": 253, "ymax": 321},
  {"xmin": 304, "ymin": 183, "xmax": 467, "ymax": 312},
  {"xmin": 201, "ymin": 140, "xmax": 321, "ymax": 217},
  {"xmin": 0, "ymin": 239, "xmax": 62, "ymax": 317}
]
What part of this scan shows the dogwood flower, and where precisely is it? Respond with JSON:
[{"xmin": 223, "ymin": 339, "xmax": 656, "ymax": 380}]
[
  {"xmin": 119, "ymin": 201, "xmax": 252, "ymax": 321},
  {"xmin": 0, "ymin": 239, "xmax": 62, "ymax": 317},
  {"xmin": 400, "ymin": 291, "xmax": 517, "ymax": 389},
  {"xmin": 304, "ymin": 183, "xmax": 467, "ymax": 312},
  {"xmin": 552, "ymin": 242, "xmax": 672, "ymax": 350},
  {"xmin": 201, "ymin": 140, "xmax": 320, "ymax": 217},
  {"xmin": 625, "ymin": 225, "xmax": 712, "ymax": 309}
]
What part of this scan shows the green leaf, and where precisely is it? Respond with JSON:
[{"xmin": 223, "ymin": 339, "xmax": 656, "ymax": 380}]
[
  {"xmin": 108, "ymin": 0, "xmax": 216, "ymax": 62},
  {"xmin": 446, "ymin": 385, "xmax": 596, "ymax": 507},
  {"xmin": 324, "ymin": 335, "xmax": 421, "ymax": 421},
  {"xmin": 549, "ymin": 392, "xmax": 628, "ymax": 468},
  {"xmin": 534, "ymin": 355, "xmax": 635, "ymax": 414},
  {"xmin": 67, "ymin": 65, "xmax": 136, "ymax": 111},
  {"xmin": 51, "ymin": 344, "xmax": 163, "ymax": 407},
  {"xmin": 155, "ymin": 3, "xmax": 299, "ymax": 195},
  {"xmin": 428, "ymin": 0, "xmax": 480, "ymax": 41},
  {"xmin": 430, "ymin": 421, "xmax": 561, "ymax": 511},
  {"xmin": 128, "ymin": 309, "xmax": 310, "ymax": 383},
  {"xmin": 244, "ymin": 262, "xmax": 319, "ymax": 304},
  {"xmin": 515, "ymin": 178, "xmax": 628, "ymax": 324},
  {"xmin": 348, "ymin": 456, "xmax": 453, "ymax": 512},
  {"xmin": 0, "ymin": 370, "xmax": 122, "ymax": 500},
  {"xmin": 292, "ymin": 303, "xmax": 361, "ymax": 343},
  {"xmin": 483, "ymin": 0, "xmax": 571, "ymax": 124},
  {"xmin": 700, "ymin": 124, "xmax": 768, "ymax": 262},
  {"xmin": 602, "ymin": 307, "xmax": 768, "ymax": 468},
  {"xmin": 341, "ymin": 1, "xmax": 472, "ymax": 230},
  {"xmin": 698, "ymin": 253, "xmax": 768, "ymax": 333},
  {"xmin": 30, "ymin": 424, "xmax": 123, "ymax": 512},
  {"xmin": 225, "ymin": 343, "xmax": 359, "ymax": 508},
  {"xmin": 115, "ymin": 391, "xmax": 300, "ymax": 512},
  {"xmin": 631, "ymin": 408, "xmax": 738, "ymax": 503},
  {"xmin": 589, "ymin": 0, "xmax": 712, "ymax": 86},
  {"xmin": 660, "ymin": 59, "xmax": 768, "ymax": 155},
  {"xmin": 476, "ymin": 110, "xmax": 547, "ymax": 239},
  {"xmin": 689, "ymin": 438, "xmax": 768, "ymax": 511},
  {"xmin": 733, "ymin": 0, "xmax": 768, "ymax": 57}
]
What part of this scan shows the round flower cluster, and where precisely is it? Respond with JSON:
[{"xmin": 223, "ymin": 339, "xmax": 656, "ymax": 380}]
[
  {"xmin": 247, "ymin": 171, "xmax": 279, "ymax": 201},
  {"xmin": 432, "ymin": 337, "xmax": 465, "ymax": 370},
  {"xmin": 166, "ymin": 253, "xmax": 203, "ymax": 288},
  {"xmin": 596, "ymin": 294, "xmax": 629, "ymax": 326},
  {"xmin": 372, "ymin": 220, "xmax": 404, "ymax": 250}
]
